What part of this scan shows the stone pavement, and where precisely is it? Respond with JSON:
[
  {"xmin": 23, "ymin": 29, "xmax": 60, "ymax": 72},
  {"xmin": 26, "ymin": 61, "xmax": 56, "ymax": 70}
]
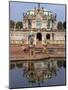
[{"xmin": 10, "ymin": 44, "xmax": 65, "ymax": 61}]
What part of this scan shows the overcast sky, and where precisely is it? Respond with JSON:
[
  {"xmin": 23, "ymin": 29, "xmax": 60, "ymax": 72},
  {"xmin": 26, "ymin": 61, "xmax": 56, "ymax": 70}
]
[{"xmin": 9, "ymin": 1, "xmax": 66, "ymax": 22}]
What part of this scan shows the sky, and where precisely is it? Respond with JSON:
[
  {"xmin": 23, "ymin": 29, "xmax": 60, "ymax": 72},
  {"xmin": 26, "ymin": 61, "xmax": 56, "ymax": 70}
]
[{"xmin": 9, "ymin": 1, "xmax": 66, "ymax": 22}]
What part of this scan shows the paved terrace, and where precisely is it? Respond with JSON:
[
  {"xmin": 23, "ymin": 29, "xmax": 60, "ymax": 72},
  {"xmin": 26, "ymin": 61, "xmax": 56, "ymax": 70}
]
[{"xmin": 10, "ymin": 44, "xmax": 65, "ymax": 61}]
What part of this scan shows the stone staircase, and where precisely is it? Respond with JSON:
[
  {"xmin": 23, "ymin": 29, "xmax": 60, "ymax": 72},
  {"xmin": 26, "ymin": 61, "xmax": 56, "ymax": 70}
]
[{"xmin": 35, "ymin": 41, "xmax": 49, "ymax": 54}]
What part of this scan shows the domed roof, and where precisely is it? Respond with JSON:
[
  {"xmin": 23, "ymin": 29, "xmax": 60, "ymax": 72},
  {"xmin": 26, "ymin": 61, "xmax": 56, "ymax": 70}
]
[
  {"xmin": 43, "ymin": 9, "xmax": 53, "ymax": 16},
  {"xmin": 26, "ymin": 7, "xmax": 53, "ymax": 16},
  {"xmin": 27, "ymin": 9, "xmax": 35, "ymax": 15}
]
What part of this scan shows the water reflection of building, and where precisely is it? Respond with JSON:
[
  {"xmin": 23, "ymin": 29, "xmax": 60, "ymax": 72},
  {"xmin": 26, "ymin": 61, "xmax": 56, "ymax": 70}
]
[
  {"xmin": 10, "ymin": 60, "xmax": 66, "ymax": 84},
  {"xmin": 10, "ymin": 61, "xmax": 58, "ymax": 82},
  {"xmin": 10, "ymin": 3, "xmax": 65, "ymax": 45},
  {"xmin": 22, "ymin": 61, "xmax": 58, "ymax": 83}
]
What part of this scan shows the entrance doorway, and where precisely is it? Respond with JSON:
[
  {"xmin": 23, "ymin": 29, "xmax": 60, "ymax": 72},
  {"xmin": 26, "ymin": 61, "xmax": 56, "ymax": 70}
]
[
  {"xmin": 46, "ymin": 34, "xmax": 50, "ymax": 40},
  {"xmin": 36, "ymin": 33, "xmax": 42, "ymax": 41}
]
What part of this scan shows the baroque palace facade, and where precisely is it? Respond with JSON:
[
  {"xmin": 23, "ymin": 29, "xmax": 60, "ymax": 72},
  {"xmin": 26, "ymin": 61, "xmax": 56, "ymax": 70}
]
[{"xmin": 10, "ymin": 4, "xmax": 65, "ymax": 45}]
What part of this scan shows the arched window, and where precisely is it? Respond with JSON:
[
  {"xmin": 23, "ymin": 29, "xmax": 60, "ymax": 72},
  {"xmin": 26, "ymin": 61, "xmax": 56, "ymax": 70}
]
[
  {"xmin": 52, "ymin": 33, "xmax": 54, "ymax": 40},
  {"xmin": 46, "ymin": 34, "xmax": 50, "ymax": 40},
  {"xmin": 36, "ymin": 33, "xmax": 42, "ymax": 41}
]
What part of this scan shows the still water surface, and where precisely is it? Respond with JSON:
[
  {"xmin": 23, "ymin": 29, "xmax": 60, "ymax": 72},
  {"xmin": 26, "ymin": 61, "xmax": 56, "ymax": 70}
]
[{"xmin": 9, "ymin": 60, "xmax": 66, "ymax": 88}]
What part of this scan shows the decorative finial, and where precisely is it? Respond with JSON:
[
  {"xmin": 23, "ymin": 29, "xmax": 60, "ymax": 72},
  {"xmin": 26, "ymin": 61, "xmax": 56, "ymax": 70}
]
[
  {"xmin": 38, "ymin": 3, "xmax": 40, "ymax": 9},
  {"xmin": 55, "ymin": 13, "xmax": 57, "ymax": 21},
  {"xmin": 42, "ymin": 7, "xmax": 44, "ymax": 10},
  {"xmin": 34, "ymin": 7, "xmax": 36, "ymax": 10},
  {"xmin": 23, "ymin": 13, "xmax": 24, "ymax": 16}
]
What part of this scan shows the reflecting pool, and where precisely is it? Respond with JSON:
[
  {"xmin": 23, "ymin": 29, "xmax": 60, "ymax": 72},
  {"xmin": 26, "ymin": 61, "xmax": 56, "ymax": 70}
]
[{"xmin": 9, "ymin": 59, "xmax": 66, "ymax": 89}]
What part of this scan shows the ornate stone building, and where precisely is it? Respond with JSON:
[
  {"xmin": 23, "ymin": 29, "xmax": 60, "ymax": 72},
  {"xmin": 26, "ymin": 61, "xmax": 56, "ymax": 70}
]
[{"xmin": 10, "ymin": 4, "xmax": 65, "ymax": 45}]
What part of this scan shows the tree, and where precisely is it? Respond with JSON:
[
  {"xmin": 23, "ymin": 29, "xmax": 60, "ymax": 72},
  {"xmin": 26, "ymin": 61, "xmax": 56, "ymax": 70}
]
[
  {"xmin": 16, "ymin": 21, "xmax": 23, "ymax": 29},
  {"xmin": 57, "ymin": 21, "xmax": 63, "ymax": 30},
  {"xmin": 10, "ymin": 20, "xmax": 15, "ymax": 28},
  {"xmin": 63, "ymin": 21, "xmax": 66, "ymax": 30},
  {"xmin": 57, "ymin": 61, "xmax": 63, "ymax": 68}
]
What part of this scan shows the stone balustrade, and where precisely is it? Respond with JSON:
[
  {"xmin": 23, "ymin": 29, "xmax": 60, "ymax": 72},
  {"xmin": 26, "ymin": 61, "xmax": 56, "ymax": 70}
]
[
  {"xmin": 10, "ymin": 40, "xmax": 65, "ymax": 45},
  {"xmin": 46, "ymin": 40, "xmax": 65, "ymax": 44}
]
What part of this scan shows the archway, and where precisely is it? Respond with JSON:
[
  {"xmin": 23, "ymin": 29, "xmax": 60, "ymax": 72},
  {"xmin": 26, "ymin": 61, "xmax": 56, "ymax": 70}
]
[
  {"xmin": 36, "ymin": 33, "xmax": 42, "ymax": 41},
  {"xmin": 46, "ymin": 34, "xmax": 50, "ymax": 40}
]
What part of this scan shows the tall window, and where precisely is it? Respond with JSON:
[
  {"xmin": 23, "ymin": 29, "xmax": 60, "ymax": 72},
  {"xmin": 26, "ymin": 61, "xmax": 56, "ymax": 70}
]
[
  {"xmin": 44, "ymin": 11, "xmax": 49, "ymax": 16},
  {"xmin": 52, "ymin": 33, "xmax": 54, "ymax": 40},
  {"xmin": 47, "ymin": 20, "xmax": 50, "ymax": 29},
  {"xmin": 46, "ymin": 34, "xmax": 50, "ymax": 40},
  {"xmin": 36, "ymin": 18, "xmax": 42, "ymax": 29},
  {"xmin": 28, "ymin": 19, "xmax": 31, "ymax": 28}
]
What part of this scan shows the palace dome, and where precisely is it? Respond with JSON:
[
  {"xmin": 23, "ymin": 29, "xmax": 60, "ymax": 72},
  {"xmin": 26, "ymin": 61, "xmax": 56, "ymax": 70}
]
[{"xmin": 26, "ymin": 8, "xmax": 53, "ymax": 17}]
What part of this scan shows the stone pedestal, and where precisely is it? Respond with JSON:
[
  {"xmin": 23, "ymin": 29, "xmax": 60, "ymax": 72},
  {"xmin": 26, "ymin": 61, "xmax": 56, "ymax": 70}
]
[{"xmin": 29, "ymin": 45, "xmax": 35, "ymax": 57}]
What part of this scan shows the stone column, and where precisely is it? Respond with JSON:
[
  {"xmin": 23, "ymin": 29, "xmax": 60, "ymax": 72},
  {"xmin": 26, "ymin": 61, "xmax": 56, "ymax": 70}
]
[
  {"xmin": 50, "ymin": 33, "xmax": 52, "ymax": 40},
  {"xmin": 42, "ymin": 33, "xmax": 45, "ymax": 45},
  {"xmin": 26, "ymin": 33, "xmax": 28, "ymax": 44},
  {"xmin": 29, "ymin": 46, "xmax": 35, "ymax": 57},
  {"xmin": 34, "ymin": 33, "xmax": 36, "ymax": 45}
]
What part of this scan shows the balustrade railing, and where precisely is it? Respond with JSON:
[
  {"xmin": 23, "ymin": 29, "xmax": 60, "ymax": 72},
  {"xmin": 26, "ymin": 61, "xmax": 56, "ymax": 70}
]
[
  {"xmin": 10, "ymin": 40, "xmax": 65, "ymax": 45},
  {"xmin": 45, "ymin": 40, "xmax": 65, "ymax": 44}
]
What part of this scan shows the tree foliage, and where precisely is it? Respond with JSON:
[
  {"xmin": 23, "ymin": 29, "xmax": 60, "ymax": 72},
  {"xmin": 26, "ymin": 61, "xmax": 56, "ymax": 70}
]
[
  {"xmin": 16, "ymin": 21, "xmax": 23, "ymax": 29},
  {"xmin": 63, "ymin": 21, "xmax": 66, "ymax": 29},
  {"xmin": 57, "ymin": 21, "xmax": 63, "ymax": 30},
  {"xmin": 10, "ymin": 20, "xmax": 15, "ymax": 28}
]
